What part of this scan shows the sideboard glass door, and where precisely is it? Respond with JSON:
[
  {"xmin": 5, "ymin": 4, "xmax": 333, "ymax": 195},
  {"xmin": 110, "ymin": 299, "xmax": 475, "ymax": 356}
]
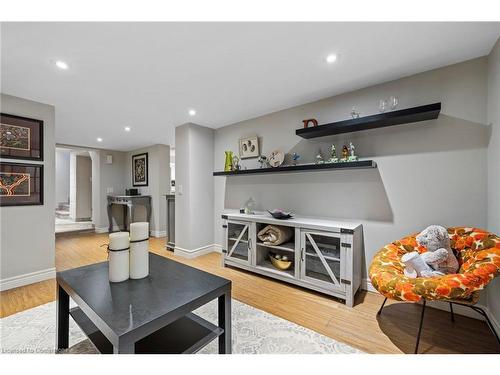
[
  {"xmin": 300, "ymin": 231, "xmax": 345, "ymax": 292},
  {"xmin": 226, "ymin": 220, "xmax": 251, "ymax": 264}
]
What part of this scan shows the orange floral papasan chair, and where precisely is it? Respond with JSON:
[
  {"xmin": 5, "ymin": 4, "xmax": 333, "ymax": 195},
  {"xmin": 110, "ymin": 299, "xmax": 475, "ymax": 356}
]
[{"xmin": 369, "ymin": 227, "xmax": 500, "ymax": 353}]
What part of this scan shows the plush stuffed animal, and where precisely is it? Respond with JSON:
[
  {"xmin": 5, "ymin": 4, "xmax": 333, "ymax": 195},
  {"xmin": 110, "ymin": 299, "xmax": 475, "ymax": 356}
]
[{"xmin": 402, "ymin": 225, "xmax": 459, "ymax": 278}]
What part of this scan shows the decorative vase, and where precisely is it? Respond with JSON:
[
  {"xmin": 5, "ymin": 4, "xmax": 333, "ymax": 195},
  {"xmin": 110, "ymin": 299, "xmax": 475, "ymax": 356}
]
[{"xmin": 224, "ymin": 151, "xmax": 233, "ymax": 172}]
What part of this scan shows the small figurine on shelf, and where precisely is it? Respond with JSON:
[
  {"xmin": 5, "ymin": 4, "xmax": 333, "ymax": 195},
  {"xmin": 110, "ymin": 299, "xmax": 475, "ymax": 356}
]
[
  {"xmin": 348, "ymin": 142, "xmax": 358, "ymax": 161},
  {"xmin": 315, "ymin": 149, "xmax": 324, "ymax": 164},
  {"xmin": 341, "ymin": 145, "xmax": 349, "ymax": 162},
  {"xmin": 350, "ymin": 106, "xmax": 361, "ymax": 119},
  {"xmin": 327, "ymin": 145, "xmax": 338, "ymax": 163},
  {"xmin": 291, "ymin": 152, "xmax": 300, "ymax": 166},
  {"xmin": 232, "ymin": 155, "xmax": 241, "ymax": 171},
  {"xmin": 257, "ymin": 155, "xmax": 268, "ymax": 168}
]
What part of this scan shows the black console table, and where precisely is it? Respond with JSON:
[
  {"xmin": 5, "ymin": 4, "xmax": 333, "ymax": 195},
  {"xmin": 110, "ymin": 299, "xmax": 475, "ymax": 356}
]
[
  {"xmin": 56, "ymin": 253, "xmax": 232, "ymax": 354},
  {"xmin": 107, "ymin": 195, "xmax": 151, "ymax": 232}
]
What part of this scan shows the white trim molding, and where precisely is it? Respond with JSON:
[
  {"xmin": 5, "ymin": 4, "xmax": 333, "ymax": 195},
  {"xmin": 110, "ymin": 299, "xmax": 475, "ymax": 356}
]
[
  {"xmin": 95, "ymin": 225, "xmax": 121, "ymax": 234},
  {"xmin": 0, "ymin": 267, "xmax": 56, "ymax": 291},
  {"xmin": 174, "ymin": 244, "xmax": 222, "ymax": 259}
]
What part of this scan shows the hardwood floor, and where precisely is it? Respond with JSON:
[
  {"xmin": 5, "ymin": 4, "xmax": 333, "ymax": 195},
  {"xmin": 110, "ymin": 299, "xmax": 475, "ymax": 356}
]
[{"xmin": 1, "ymin": 232, "xmax": 498, "ymax": 354}]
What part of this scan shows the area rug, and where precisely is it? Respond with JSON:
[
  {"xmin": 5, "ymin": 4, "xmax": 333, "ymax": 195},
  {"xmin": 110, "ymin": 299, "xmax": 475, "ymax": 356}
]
[{"xmin": 0, "ymin": 299, "xmax": 362, "ymax": 354}]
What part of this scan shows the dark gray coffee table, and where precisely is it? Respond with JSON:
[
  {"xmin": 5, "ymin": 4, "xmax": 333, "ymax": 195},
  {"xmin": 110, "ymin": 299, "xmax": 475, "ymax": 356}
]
[{"xmin": 56, "ymin": 253, "xmax": 231, "ymax": 354}]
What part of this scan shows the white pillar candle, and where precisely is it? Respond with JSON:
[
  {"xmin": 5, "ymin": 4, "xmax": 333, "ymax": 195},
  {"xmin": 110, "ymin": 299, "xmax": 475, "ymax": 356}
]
[
  {"xmin": 108, "ymin": 232, "xmax": 130, "ymax": 283},
  {"xmin": 130, "ymin": 222, "xmax": 149, "ymax": 241},
  {"xmin": 129, "ymin": 222, "xmax": 149, "ymax": 279}
]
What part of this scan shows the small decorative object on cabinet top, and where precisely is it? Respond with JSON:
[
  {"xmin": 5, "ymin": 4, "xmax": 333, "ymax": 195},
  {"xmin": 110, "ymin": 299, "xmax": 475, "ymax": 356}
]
[
  {"xmin": 350, "ymin": 106, "xmax": 360, "ymax": 119},
  {"xmin": 302, "ymin": 118, "xmax": 318, "ymax": 129},
  {"xmin": 348, "ymin": 142, "xmax": 358, "ymax": 161},
  {"xmin": 315, "ymin": 149, "xmax": 324, "ymax": 164},
  {"xmin": 257, "ymin": 155, "xmax": 268, "ymax": 168},
  {"xmin": 224, "ymin": 151, "xmax": 233, "ymax": 172},
  {"xmin": 341, "ymin": 145, "xmax": 349, "ymax": 162},
  {"xmin": 268, "ymin": 150, "xmax": 284, "ymax": 167},
  {"xmin": 239, "ymin": 136, "xmax": 259, "ymax": 159},
  {"xmin": 267, "ymin": 208, "xmax": 293, "ymax": 220},
  {"xmin": 291, "ymin": 152, "xmax": 300, "ymax": 166},
  {"xmin": 327, "ymin": 145, "xmax": 338, "ymax": 163},
  {"xmin": 243, "ymin": 197, "xmax": 256, "ymax": 214},
  {"xmin": 232, "ymin": 155, "xmax": 241, "ymax": 171}
]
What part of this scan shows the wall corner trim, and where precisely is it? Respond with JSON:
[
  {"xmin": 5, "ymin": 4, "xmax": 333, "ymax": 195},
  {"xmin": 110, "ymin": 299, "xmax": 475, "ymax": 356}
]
[{"xmin": 0, "ymin": 267, "xmax": 56, "ymax": 292}]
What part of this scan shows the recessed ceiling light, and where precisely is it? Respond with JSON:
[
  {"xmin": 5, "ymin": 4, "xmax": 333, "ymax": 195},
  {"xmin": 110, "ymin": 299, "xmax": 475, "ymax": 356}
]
[
  {"xmin": 325, "ymin": 54, "xmax": 338, "ymax": 64},
  {"xmin": 97, "ymin": 137, "xmax": 103, "ymax": 142},
  {"xmin": 189, "ymin": 109, "xmax": 196, "ymax": 116},
  {"xmin": 124, "ymin": 126, "xmax": 131, "ymax": 132},
  {"xmin": 55, "ymin": 60, "xmax": 69, "ymax": 70}
]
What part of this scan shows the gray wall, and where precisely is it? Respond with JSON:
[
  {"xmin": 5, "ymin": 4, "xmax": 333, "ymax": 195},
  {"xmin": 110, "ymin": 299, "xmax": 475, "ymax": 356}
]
[
  {"xmin": 214, "ymin": 57, "xmax": 489, "ymax": 286},
  {"xmin": 175, "ymin": 123, "xmax": 214, "ymax": 252},
  {"xmin": 126, "ymin": 144, "xmax": 170, "ymax": 236},
  {"xmin": 487, "ymin": 38, "xmax": 500, "ymax": 326},
  {"xmin": 0, "ymin": 94, "xmax": 55, "ymax": 282},
  {"xmin": 75, "ymin": 155, "xmax": 92, "ymax": 219},
  {"xmin": 55, "ymin": 148, "xmax": 70, "ymax": 207},
  {"xmin": 96, "ymin": 149, "xmax": 128, "ymax": 230},
  {"xmin": 69, "ymin": 152, "xmax": 92, "ymax": 220}
]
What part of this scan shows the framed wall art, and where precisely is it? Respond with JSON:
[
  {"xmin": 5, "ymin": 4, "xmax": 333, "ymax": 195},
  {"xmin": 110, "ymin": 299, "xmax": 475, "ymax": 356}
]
[
  {"xmin": 132, "ymin": 152, "xmax": 148, "ymax": 187},
  {"xmin": 239, "ymin": 136, "xmax": 259, "ymax": 159},
  {"xmin": 0, "ymin": 113, "xmax": 44, "ymax": 161},
  {"xmin": 0, "ymin": 162, "xmax": 44, "ymax": 206}
]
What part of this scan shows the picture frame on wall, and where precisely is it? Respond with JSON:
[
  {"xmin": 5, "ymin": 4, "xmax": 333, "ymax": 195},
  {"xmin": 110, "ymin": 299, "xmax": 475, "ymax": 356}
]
[
  {"xmin": 0, "ymin": 113, "xmax": 44, "ymax": 161},
  {"xmin": 239, "ymin": 136, "xmax": 259, "ymax": 159},
  {"xmin": 132, "ymin": 152, "xmax": 148, "ymax": 187},
  {"xmin": 0, "ymin": 162, "xmax": 44, "ymax": 206}
]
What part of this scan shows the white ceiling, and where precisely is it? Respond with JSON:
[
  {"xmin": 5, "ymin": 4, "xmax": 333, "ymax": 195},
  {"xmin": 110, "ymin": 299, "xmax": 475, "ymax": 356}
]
[{"xmin": 1, "ymin": 22, "xmax": 499, "ymax": 151}]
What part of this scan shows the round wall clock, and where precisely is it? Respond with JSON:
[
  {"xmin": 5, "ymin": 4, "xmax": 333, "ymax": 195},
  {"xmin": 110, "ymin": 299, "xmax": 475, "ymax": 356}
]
[{"xmin": 268, "ymin": 150, "xmax": 284, "ymax": 167}]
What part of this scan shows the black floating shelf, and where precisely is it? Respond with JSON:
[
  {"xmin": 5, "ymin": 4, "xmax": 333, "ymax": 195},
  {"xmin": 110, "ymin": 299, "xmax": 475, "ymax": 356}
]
[
  {"xmin": 296, "ymin": 102, "xmax": 441, "ymax": 139},
  {"xmin": 213, "ymin": 160, "xmax": 376, "ymax": 176}
]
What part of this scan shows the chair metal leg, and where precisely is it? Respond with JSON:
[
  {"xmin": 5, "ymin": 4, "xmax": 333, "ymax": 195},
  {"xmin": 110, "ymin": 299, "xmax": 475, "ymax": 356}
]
[
  {"xmin": 377, "ymin": 297, "xmax": 388, "ymax": 315},
  {"xmin": 414, "ymin": 299, "xmax": 426, "ymax": 354},
  {"xmin": 449, "ymin": 302, "xmax": 455, "ymax": 323},
  {"xmin": 466, "ymin": 305, "xmax": 500, "ymax": 346}
]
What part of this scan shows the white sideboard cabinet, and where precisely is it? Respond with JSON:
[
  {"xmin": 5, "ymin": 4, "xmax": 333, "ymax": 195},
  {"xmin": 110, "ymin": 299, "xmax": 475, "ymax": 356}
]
[{"xmin": 222, "ymin": 211, "xmax": 363, "ymax": 307}]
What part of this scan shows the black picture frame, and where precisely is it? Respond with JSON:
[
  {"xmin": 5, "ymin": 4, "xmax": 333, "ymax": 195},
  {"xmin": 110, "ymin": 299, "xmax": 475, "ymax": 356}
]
[
  {"xmin": 132, "ymin": 152, "xmax": 148, "ymax": 187},
  {"xmin": 0, "ymin": 162, "xmax": 44, "ymax": 206},
  {"xmin": 1, "ymin": 113, "xmax": 44, "ymax": 161}
]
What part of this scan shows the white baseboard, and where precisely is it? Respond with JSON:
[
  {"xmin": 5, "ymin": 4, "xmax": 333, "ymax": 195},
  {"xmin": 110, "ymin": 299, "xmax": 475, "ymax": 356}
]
[
  {"xmin": 150, "ymin": 230, "xmax": 166, "ymax": 238},
  {"xmin": 0, "ymin": 268, "xmax": 56, "ymax": 292},
  {"xmin": 174, "ymin": 243, "xmax": 222, "ymax": 259},
  {"xmin": 95, "ymin": 225, "xmax": 121, "ymax": 233},
  {"xmin": 361, "ymin": 278, "xmax": 499, "ymax": 334}
]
